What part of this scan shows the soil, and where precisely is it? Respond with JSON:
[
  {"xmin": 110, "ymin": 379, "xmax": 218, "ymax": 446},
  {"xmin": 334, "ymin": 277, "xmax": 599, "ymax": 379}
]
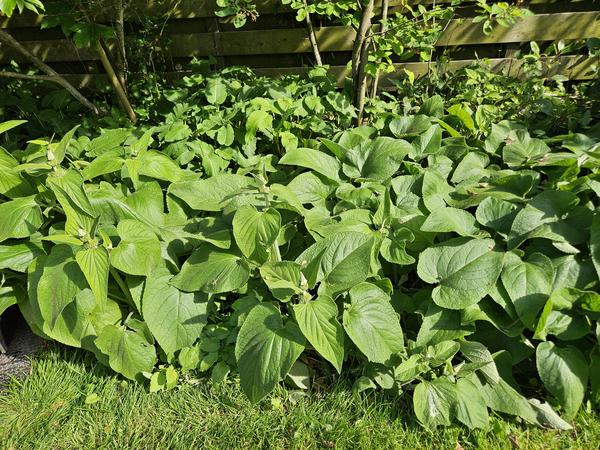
[{"xmin": 0, "ymin": 312, "xmax": 44, "ymax": 387}]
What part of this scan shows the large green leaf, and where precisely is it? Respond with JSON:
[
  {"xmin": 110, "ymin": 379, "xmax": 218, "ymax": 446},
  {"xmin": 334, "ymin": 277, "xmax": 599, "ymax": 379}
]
[
  {"xmin": 279, "ymin": 148, "xmax": 341, "ymax": 181},
  {"xmin": 417, "ymin": 238, "xmax": 504, "ymax": 309},
  {"xmin": 233, "ymin": 205, "xmax": 281, "ymax": 263},
  {"xmin": 235, "ymin": 303, "xmax": 305, "ymax": 403},
  {"xmin": 169, "ymin": 174, "xmax": 258, "ymax": 211},
  {"xmin": 50, "ymin": 125, "xmax": 79, "ymax": 166},
  {"xmin": 37, "ymin": 245, "xmax": 87, "ymax": 328},
  {"xmin": 296, "ymin": 231, "xmax": 374, "ymax": 295},
  {"xmin": 342, "ymin": 137, "xmax": 411, "ymax": 181},
  {"xmin": 95, "ymin": 325, "xmax": 157, "ymax": 382},
  {"xmin": 110, "ymin": 220, "xmax": 161, "ymax": 276},
  {"xmin": 75, "ymin": 246, "xmax": 109, "ymax": 303},
  {"xmin": 205, "ymin": 77, "xmax": 227, "ymax": 105},
  {"xmin": 501, "ymin": 252, "xmax": 554, "ymax": 328},
  {"xmin": 0, "ymin": 239, "xmax": 44, "ymax": 272},
  {"xmin": 455, "ymin": 378, "xmax": 489, "ymax": 429},
  {"xmin": 508, "ymin": 191, "xmax": 578, "ymax": 249},
  {"xmin": 0, "ymin": 196, "xmax": 43, "ymax": 243},
  {"xmin": 259, "ymin": 261, "xmax": 303, "ymax": 301},
  {"xmin": 142, "ymin": 266, "xmax": 209, "ymax": 355},
  {"xmin": 294, "ymin": 295, "xmax": 344, "ymax": 373},
  {"xmin": 343, "ymin": 282, "xmax": 403, "ymax": 364},
  {"xmin": 413, "ymin": 378, "xmax": 456, "ymax": 429},
  {"xmin": 420, "ymin": 207, "xmax": 480, "ymax": 237},
  {"xmin": 171, "ymin": 245, "xmax": 250, "ymax": 293},
  {"xmin": 536, "ymin": 342, "xmax": 588, "ymax": 419}
]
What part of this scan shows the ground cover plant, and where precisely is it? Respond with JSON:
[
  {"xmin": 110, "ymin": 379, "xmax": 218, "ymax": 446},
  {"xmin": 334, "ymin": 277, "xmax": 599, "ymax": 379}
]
[{"xmin": 1, "ymin": 63, "xmax": 599, "ymax": 432}]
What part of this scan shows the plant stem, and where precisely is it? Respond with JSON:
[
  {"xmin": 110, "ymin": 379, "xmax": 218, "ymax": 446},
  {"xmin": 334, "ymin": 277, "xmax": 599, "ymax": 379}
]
[
  {"xmin": 370, "ymin": 0, "xmax": 389, "ymax": 98},
  {"xmin": 97, "ymin": 41, "xmax": 137, "ymax": 123},
  {"xmin": 352, "ymin": 0, "xmax": 375, "ymax": 125},
  {"xmin": 0, "ymin": 29, "xmax": 101, "ymax": 115},
  {"xmin": 303, "ymin": 0, "xmax": 322, "ymax": 66}
]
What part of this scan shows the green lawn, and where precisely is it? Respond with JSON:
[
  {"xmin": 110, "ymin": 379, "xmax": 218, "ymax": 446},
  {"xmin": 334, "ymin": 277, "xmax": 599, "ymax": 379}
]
[{"xmin": 1, "ymin": 348, "xmax": 599, "ymax": 450}]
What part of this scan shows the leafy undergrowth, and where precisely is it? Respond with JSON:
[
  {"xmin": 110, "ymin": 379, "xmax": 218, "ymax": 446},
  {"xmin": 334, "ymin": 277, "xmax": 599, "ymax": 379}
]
[
  {"xmin": 1, "ymin": 67, "xmax": 599, "ymax": 431},
  {"xmin": 0, "ymin": 348, "xmax": 599, "ymax": 450}
]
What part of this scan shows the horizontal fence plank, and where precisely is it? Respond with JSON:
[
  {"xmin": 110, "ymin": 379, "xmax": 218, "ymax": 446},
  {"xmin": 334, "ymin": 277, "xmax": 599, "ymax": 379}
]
[
  {"xmin": 252, "ymin": 56, "xmax": 599, "ymax": 85},
  {"xmin": 2, "ymin": 12, "xmax": 598, "ymax": 63},
  {"xmin": 2, "ymin": 0, "xmax": 598, "ymax": 28},
  {"xmin": 58, "ymin": 55, "xmax": 597, "ymax": 90}
]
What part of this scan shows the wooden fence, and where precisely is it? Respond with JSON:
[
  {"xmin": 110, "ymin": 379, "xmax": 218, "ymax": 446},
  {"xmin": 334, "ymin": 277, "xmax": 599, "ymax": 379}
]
[{"xmin": 0, "ymin": 0, "xmax": 598, "ymax": 88}]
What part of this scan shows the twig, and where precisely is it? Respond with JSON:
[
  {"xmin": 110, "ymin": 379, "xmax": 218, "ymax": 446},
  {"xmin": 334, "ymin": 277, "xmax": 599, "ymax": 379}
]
[
  {"xmin": 303, "ymin": 0, "xmax": 322, "ymax": 66},
  {"xmin": 370, "ymin": 0, "xmax": 389, "ymax": 98},
  {"xmin": 351, "ymin": 0, "xmax": 375, "ymax": 82},
  {"xmin": 97, "ymin": 40, "xmax": 137, "ymax": 123},
  {"xmin": 352, "ymin": 0, "xmax": 375, "ymax": 124},
  {"xmin": 0, "ymin": 28, "xmax": 101, "ymax": 115}
]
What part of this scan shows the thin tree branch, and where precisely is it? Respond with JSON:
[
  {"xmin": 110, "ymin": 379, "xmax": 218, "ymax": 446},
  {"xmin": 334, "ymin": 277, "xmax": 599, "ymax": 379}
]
[
  {"xmin": 114, "ymin": 0, "xmax": 128, "ymax": 90},
  {"xmin": 97, "ymin": 40, "xmax": 137, "ymax": 123},
  {"xmin": 303, "ymin": 0, "xmax": 322, "ymax": 66},
  {"xmin": 0, "ymin": 28, "xmax": 101, "ymax": 115},
  {"xmin": 0, "ymin": 71, "xmax": 57, "ymax": 81},
  {"xmin": 355, "ymin": 36, "xmax": 372, "ymax": 125},
  {"xmin": 370, "ymin": 0, "xmax": 389, "ymax": 98},
  {"xmin": 351, "ymin": 0, "xmax": 374, "ymax": 82}
]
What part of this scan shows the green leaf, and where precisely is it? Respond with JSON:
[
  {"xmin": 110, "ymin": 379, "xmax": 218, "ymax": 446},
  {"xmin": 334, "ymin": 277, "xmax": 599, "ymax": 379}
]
[
  {"xmin": 501, "ymin": 252, "xmax": 554, "ymax": 328},
  {"xmin": 171, "ymin": 245, "xmax": 250, "ymax": 294},
  {"xmin": 422, "ymin": 169, "xmax": 452, "ymax": 212},
  {"xmin": 110, "ymin": 220, "xmax": 161, "ymax": 276},
  {"xmin": 50, "ymin": 125, "xmax": 79, "ymax": 166},
  {"xmin": 95, "ymin": 325, "xmax": 157, "ymax": 382},
  {"xmin": 75, "ymin": 246, "xmax": 109, "ymax": 303},
  {"xmin": 205, "ymin": 77, "xmax": 228, "ymax": 105},
  {"xmin": 417, "ymin": 238, "xmax": 503, "ymax": 310},
  {"xmin": 297, "ymin": 231, "xmax": 373, "ymax": 295},
  {"xmin": 413, "ymin": 378, "xmax": 456, "ymax": 429},
  {"xmin": 260, "ymin": 261, "xmax": 303, "ymax": 301},
  {"xmin": 420, "ymin": 207, "xmax": 480, "ymax": 237},
  {"xmin": 475, "ymin": 197, "xmax": 518, "ymax": 236},
  {"xmin": 217, "ymin": 124, "xmax": 235, "ymax": 146},
  {"xmin": 138, "ymin": 151, "xmax": 185, "ymax": 182},
  {"xmin": 82, "ymin": 152, "xmax": 125, "ymax": 180},
  {"xmin": 0, "ymin": 196, "xmax": 43, "ymax": 243},
  {"xmin": 343, "ymin": 282, "xmax": 404, "ymax": 364},
  {"xmin": 591, "ymin": 213, "xmax": 600, "ymax": 280},
  {"xmin": 0, "ymin": 119, "xmax": 27, "ymax": 135},
  {"xmin": 233, "ymin": 205, "xmax": 281, "ymax": 263},
  {"xmin": 142, "ymin": 266, "xmax": 209, "ymax": 354},
  {"xmin": 169, "ymin": 174, "xmax": 258, "ymax": 211},
  {"xmin": 0, "ymin": 286, "xmax": 20, "ymax": 316},
  {"xmin": 411, "ymin": 124, "xmax": 442, "ymax": 158},
  {"xmin": 508, "ymin": 191, "xmax": 578, "ymax": 249},
  {"xmin": 536, "ymin": 342, "xmax": 588, "ymax": 419},
  {"xmin": 279, "ymin": 148, "xmax": 341, "ymax": 182},
  {"xmin": 455, "ymin": 378, "xmax": 489, "ymax": 429},
  {"xmin": 0, "ymin": 239, "xmax": 45, "ymax": 272},
  {"xmin": 235, "ymin": 303, "xmax": 305, "ymax": 403},
  {"xmin": 37, "ymin": 245, "xmax": 87, "ymax": 328},
  {"xmin": 342, "ymin": 137, "xmax": 411, "ymax": 181},
  {"xmin": 459, "ymin": 340, "xmax": 499, "ymax": 383},
  {"xmin": 294, "ymin": 296, "xmax": 344, "ymax": 372}
]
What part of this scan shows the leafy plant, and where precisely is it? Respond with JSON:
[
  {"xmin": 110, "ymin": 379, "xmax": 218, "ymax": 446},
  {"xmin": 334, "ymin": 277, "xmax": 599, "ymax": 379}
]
[{"xmin": 1, "ymin": 61, "xmax": 599, "ymax": 432}]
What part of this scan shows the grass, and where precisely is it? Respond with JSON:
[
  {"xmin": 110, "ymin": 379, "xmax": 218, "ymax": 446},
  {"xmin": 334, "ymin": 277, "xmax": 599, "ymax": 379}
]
[{"xmin": 0, "ymin": 348, "xmax": 599, "ymax": 449}]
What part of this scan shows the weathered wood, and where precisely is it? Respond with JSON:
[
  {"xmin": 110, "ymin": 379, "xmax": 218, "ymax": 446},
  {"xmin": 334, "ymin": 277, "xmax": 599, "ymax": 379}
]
[
  {"xmin": 3, "ymin": 10, "xmax": 598, "ymax": 63},
  {"xmin": 2, "ymin": 0, "xmax": 598, "ymax": 28},
  {"xmin": 252, "ymin": 55, "xmax": 599, "ymax": 84},
  {"xmin": 57, "ymin": 55, "xmax": 597, "ymax": 90}
]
